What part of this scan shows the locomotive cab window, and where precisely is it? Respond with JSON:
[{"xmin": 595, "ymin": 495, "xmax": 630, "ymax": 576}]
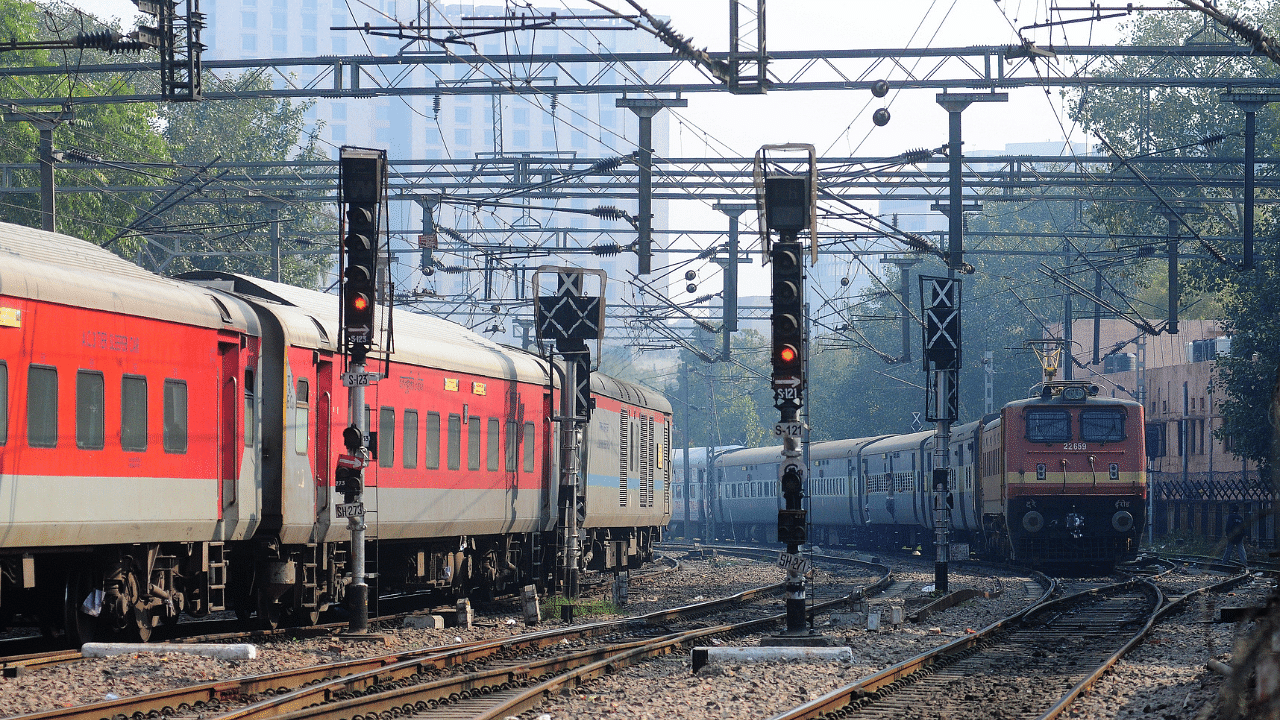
[
  {"xmin": 27, "ymin": 365, "xmax": 57, "ymax": 448},
  {"xmin": 1025, "ymin": 409, "xmax": 1071, "ymax": 443},
  {"xmin": 163, "ymin": 379, "xmax": 188, "ymax": 453},
  {"xmin": 1080, "ymin": 409, "xmax": 1126, "ymax": 443},
  {"xmin": 76, "ymin": 370, "xmax": 105, "ymax": 450},
  {"xmin": 121, "ymin": 375, "xmax": 147, "ymax": 451}
]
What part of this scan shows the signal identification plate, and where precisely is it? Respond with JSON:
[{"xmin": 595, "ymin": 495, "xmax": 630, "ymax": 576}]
[
  {"xmin": 341, "ymin": 372, "xmax": 382, "ymax": 387},
  {"xmin": 777, "ymin": 552, "xmax": 812, "ymax": 576},
  {"xmin": 336, "ymin": 502, "xmax": 366, "ymax": 518}
]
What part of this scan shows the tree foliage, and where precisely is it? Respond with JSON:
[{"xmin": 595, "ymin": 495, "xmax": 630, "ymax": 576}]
[
  {"xmin": 0, "ymin": 0, "xmax": 334, "ymax": 287},
  {"xmin": 152, "ymin": 72, "xmax": 333, "ymax": 287},
  {"xmin": 1067, "ymin": 0, "xmax": 1280, "ymax": 474},
  {"xmin": 0, "ymin": 0, "xmax": 168, "ymax": 245}
]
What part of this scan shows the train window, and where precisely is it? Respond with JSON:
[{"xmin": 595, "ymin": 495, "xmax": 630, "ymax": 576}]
[
  {"xmin": 1080, "ymin": 410, "xmax": 1125, "ymax": 443},
  {"xmin": 505, "ymin": 420, "xmax": 518, "ymax": 472},
  {"xmin": 244, "ymin": 370, "xmax": 256, "ymax": 447},
  {"xmin": 28, "ymin": 365, "xmax": 57, "ymax": 448},
  {"xmin": 0, "ymin": 361, "xmax": 7, "ymax": 446},
  {"xmin": 1025, "ymin": 409, "xmax": 1071, "ymax": 443},
  {"xmin": 447, "ymin": 414, "xmax": 461, "ymax": 470},
  {"xmin": 163, "ymin": 380, "xmax": 188, "ymax": 453},
  {"xmin": 76, "ymin": 370, "xmax": 105, "ymax": 450},
  {"xmin": 467, "ymin": 416, "xmax": 481, "ymax": 471},
  {"xmin": 487, "ymin": 418, "xmax": 500, "ymax": 471},
  {"xmin": 379, "ymin": 407, "xmax": 395, "ymax": 468},
  {"xmin": 294, "ymin": 379, "xmax": 309, "ymax": 455},
  {"xmin": 425, "ymin": 412, "xmax": 440, "ymax": 469},
  {"xmin": 122, "ymin": 376, "xmax": 151, "ymax": 448},
  {"xmin": 403, "ymin": 410, "xmax": 418, "ymax": 469},
  {"xmin": 523, "ymin": 421, "xmax": 535, "ymax": 472}
]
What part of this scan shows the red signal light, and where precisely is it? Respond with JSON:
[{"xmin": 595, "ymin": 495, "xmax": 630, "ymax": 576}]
[
  {"xmin": 778, "ymin": 345, "xmax": 797, "ymax": 363},
  {"xmin": 351, "ymin": 293, "xmax": 370, "ymax": 312}
]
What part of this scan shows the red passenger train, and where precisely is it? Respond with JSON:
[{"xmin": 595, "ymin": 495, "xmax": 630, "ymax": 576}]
[{"xmin": 0, "ymin": 221, "xmax": 671, "ymax": 641}]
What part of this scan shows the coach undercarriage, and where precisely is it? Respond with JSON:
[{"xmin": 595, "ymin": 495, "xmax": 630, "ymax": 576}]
[{"xmin": 1, "ymin": 526, "xmax": 660, "ymax": 644}]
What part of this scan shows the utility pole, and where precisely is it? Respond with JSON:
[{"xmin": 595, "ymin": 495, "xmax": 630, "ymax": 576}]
[
  {"xmin": 1221, "ymin": 92, "xmax": 1280, "ymax": 271},
  {"xmin": 1063, "ymin": 236, "xmax": 1074, "ymax": 380},
  {"xmin": 881, "ymin": 256, "xmax": 920, "ymax": 362},
  {"xmin": 617, "ymin": 97, "xmax": 687, "ymax": 274},
  {"xmin": 2, "ymin": 108, "xmax": 73, "ymax": 232},
  {"xmin": 713, "ymin": 202, "xmax": 752, "ymax": 361},
  {"xmin": 1159, "ymin": 207, "xmax": 1204, "ymax": 336},
  {"xmin": 926, "ymin": 91, "xmax": 1001, "ymax": 595},
  {"xmin": 680, "ymin": 363, "xmax": 692, "ymax": 540},
  {"xmin": 268, "ymin": 200, "xmax": 282, "ymax": 282}
]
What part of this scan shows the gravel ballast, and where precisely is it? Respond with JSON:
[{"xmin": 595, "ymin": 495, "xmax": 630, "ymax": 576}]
[{"xmin": 0, "ymin": 555, "xmax": 1270, "ymax": 720}]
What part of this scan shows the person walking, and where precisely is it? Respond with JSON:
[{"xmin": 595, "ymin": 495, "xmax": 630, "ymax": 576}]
[{"xmin": 1221, "ymin": 504, "xmax": 1248, "ymax": 567}]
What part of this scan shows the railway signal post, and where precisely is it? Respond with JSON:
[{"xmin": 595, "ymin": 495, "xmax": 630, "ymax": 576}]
[
  {"xmin": 922, "ymin": 276, "xmax": 961, "ymax": 595},
  {"xmin": 755, "ymin": 145, "xmax": 829, "ymax": 645},
  {"xmin": 338, "ymin": 146, "xmax": 386, "ymax": 635},
  {"xmin": 534, "ymin": 267, "xmax": 606, "ymax": 608}
]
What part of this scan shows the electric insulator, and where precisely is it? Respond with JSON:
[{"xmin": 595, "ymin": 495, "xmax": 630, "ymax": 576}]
[
  {"xmin": 491, "ymin": 304, "xmax": 501, "ymax": 314},
  {"xmin": 840, "ymin": 277, "xmax": 850, "ymax": 287},
  {"xmin": 873, "ymin": 108, "xmax": 891, "ymax": 126},
  {"xmin": 685, "ymin": 270, "xmax": 696, "ymax": 281},
  {"xmin": 686, "ymin": 283, "xmax": 697, "ymax": 294},
  {"xmin": 872, "ymin": 79, "xmax": 890, "ymax": 98}
]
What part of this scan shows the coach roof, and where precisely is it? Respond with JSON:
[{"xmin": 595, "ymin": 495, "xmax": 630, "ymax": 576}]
[{"xmin": 0, "ymin": 221, "xmax": 258, "ymax": 333}]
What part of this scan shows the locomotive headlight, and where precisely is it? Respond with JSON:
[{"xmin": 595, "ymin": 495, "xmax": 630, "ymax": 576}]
[
  {"xmin": 1022, "ymin": 511, "xmax": 1045, "ymax": 533},
  {"xmin": 1066, "ymin": 512, "xmax": 1085, "ymax": 539},
  {"xmin": 1112, "ymin": 510, "xmax": 1134, "ymax": 533}
]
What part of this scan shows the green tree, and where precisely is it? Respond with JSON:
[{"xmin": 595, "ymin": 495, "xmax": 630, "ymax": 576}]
[
  {"xmin": 0, "ymin": 0, "xmax": 168, "ymax": 245},
  {"xmin": 149, "ymin": 72, "xmax": 333, "ymax": 288},
  {"xmin": 1067, "ymin": 0, "xmax": 1280, "ymax": 476}
]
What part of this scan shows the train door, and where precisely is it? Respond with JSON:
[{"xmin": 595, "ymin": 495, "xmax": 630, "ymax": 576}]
[
  {"xmin": 314, "ymin": 356, "xmax": 333, "ymax": 519},
  {"xmin": 219, "ymin": 341, "xmax": 240, "ymax": 513}
]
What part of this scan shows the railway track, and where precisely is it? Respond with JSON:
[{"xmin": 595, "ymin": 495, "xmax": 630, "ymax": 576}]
[
  {"xmin": 0, "ymin": 555, "xmax": 685, "ymax": 678},
  {"xmin": 12, "ymin": 555, "xmax": 887, "ymax": 720},
  {"xmin": 766, "ymin": 570, "xmax": 1251, "ymax": 720}
]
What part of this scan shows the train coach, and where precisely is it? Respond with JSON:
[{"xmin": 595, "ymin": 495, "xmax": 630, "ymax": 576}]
[
  {"xmin": 0, "ymin": 221, "xmax": 671, "ymax": 642},
  {"xmin": 692, "ymin": 382, "xmax": 1145, "ymax": 567}
]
